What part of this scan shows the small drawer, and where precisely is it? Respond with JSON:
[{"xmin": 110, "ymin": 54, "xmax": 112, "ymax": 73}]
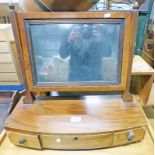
[
  {"xmin": 8, "ymin": 132, "xmax": 42, "ymax": 149},
  {"xmin": 0, "ymin": 26, "xmax": 14, "ymax": 41},
  {"xmin": 0, "ymin": 63, "xmax": 16, "ymax": 72},
  {"xmin": 0, "ymin": 31, "xmax": 7, "ymax": 41},
  {"xmin": 0, "ymin": 53, "xmax": 12, "ymax": 63},
  {"xmin": 0, "ymin": 42, "xmax": 10, "ymax": 53},
  {"xmin": 40, "ymin": 133, "xmax": 113, "ymax": 150},
  {"xmin": 0, "ymin": 73, "xmax": 18, "ymax": 81},
  {"xmin": 113, "ymin": 127, "xmax": 146, "ymax": 146}
]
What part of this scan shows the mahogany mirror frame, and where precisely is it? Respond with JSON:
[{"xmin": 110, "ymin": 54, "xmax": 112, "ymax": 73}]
[{"xmin": 9, "ymin": 8, "xmax": 138, "ymax": 102}]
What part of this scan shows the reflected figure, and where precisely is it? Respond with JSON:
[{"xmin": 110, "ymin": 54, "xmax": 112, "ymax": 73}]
[{"xmin": 59, "ymin": 24, "xmax": 112, "ymax": 81}]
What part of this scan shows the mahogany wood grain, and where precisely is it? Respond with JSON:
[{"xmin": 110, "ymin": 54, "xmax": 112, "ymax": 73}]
[
  {"xmin": 19, "ymin": 0, "xmax": 98, "ymax": 12},
  {"xmin": 5, "ymin": 95, "xmax": 147, "ymax": 149},
  {"xmin": 5, "ymin": 95, "xmax": 147, "ymax": 134},
  {"xmin": 16, "ymin": 11, "xmax": 134, "ymax": 94},
  {"xmin": 0, "ymin": 129, "xmax": 154, "ymax": 154},
  {"xmin": 122, "ymin": 11, "xmax": 138, "ymax": 101},
  {"xmin": 40, "ymin": 133, "xmax": 113, "ymax": 149},
  {"xmin": 9, "ymin": 6, "xmax": 35, "ymax": 104},
  {"xmin": 113, "ymin": 127, "xmax": 146, "ymax": 146},
  {"xmin": 8, "ymin": 132, "xmax": 41, "ymax": 149}
]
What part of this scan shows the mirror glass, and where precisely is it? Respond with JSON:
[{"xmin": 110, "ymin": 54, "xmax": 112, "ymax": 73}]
[{"xmin": 29, "ymin": 22, "xmax": 123, "ymax": 85}]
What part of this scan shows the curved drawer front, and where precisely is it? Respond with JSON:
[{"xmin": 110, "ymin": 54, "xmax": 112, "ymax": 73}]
[
  {"xmin": 8, "ymin": 132, "xmax": 41, "ymax": 149},
  {"xmin": 7, "ymin": 127, "xmax": 146, "ymax": 150},
  {"xmin": 40, "ymin": 133, "xmax": 113, "ymax": 149},
  {"xmin": 113, "ymin": 127, "xmax": 146, "ymax": 146}
]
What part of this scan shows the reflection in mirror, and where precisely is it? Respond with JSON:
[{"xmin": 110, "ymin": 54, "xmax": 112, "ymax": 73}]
[{"xmin": 30, "ymin": 23, "xmax": 122, "ymax": 85}]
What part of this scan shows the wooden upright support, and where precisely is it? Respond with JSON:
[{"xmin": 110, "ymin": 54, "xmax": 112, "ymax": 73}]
[{"xmin": 9, "ymin": 5, "xmax": 34, "ymax": 104}]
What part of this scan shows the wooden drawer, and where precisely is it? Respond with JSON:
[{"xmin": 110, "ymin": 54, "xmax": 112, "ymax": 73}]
[
  {"xmin": 0, "ymin": 24, "xmax": 14, "ymax": 41},
  {"xmin": 113, "ymin": 127, "xmax": 146, "ymax": 146},
  {"xmin": 0, "ymin": 73, "xmax": 18, "ymax": 81},
  {"xmin": 0, "ymin": 53, "xmax": 12, "ymax": 63},
  {"xmin": 0, "ymin": 63, "xmax": 16, "ymax": 72},
  {"xmin": 0, "ymin": 31, "xmax": 6, "ymax": 41},
  {"xmin": 8, "ymin": 132, "xmax": 41, "ymax": 149},
  {"xmin": 0, "ymin": 81, "xmax": 20, "ymax": 85},
  {"xmin": 0, "ymin": 42, "xmax": 10, "ymax": 53},
  {"xmin": 40, "ymin": 133, "xmax": 113, "ymax": 149}
]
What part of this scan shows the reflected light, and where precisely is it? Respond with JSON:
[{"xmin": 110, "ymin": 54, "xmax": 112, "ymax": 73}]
[
  {"xmin": 51, "ymin": 91, "xmax": 59, "ymax": 96},
  {"xmin": 84, "ymin": 96, "xmax": 103, "ymax": 115},
  {"xmin": 84, "ymin": 96, "xmax": 102, "ymax": 105},
  {"xmin": 58, "ymin": 24, "xmax": 73, "ymax": 29}
]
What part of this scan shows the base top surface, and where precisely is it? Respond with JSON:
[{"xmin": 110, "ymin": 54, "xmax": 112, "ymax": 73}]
[{"xmin": 5, "ymin": 95, "xmax": 147, "ymax": 134}]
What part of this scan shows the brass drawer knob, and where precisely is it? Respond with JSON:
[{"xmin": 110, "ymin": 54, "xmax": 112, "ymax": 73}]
[
  {"xmin": 128, "ymin": 131, "xmax": 135, "ymax": 141},
  {"xmin": 19, "ymin": 139, "xmax": 26, "ymax": 144}
]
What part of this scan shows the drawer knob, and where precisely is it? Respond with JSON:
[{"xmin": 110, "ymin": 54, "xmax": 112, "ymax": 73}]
[
  {"xmin": 128, "ymin": 131, "xmax": 135, "ymax": 141},
  {"xmin": 73, "ymin": 137, "xmax": 79, "ymax": 141},
  {"xmin": 19, "ymin": 139, "xmax": 26, "ymax": 144}
]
